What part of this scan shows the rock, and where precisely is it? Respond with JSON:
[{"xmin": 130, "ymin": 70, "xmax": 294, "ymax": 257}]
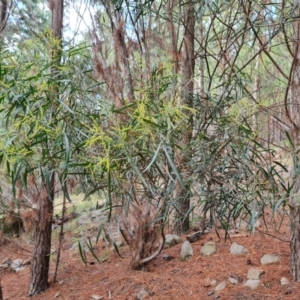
[
  {"xmin": 54, "ymin": 292, "xmax": 60, "ymax": 298},
  {"xmin": 244, "ymin": 279, "xmax": 260, "ymax": 290},
  {"xmin": 164, "ymin": 234, "xmax": 182, "ymax": 248},
  {"xmin": 164, "ymin": 234, "xmax": 177, "ymax": 248},
  {"xmin": 228, "ymin": 277, "xmax": 238, "ymax": 284},
  {"xmin": 180, "ymin": 241, "xmax": 194, "ymax": 261},
  {"xmin": 15, "ymin": 267, "xmax": 25, "ymax": 273},
  {"xmin": 137, "ymin": 288, "xmax": 149, "ymax": 300},
  {"xmin": 162, "ymin": 254, "xmax": 173, "ymax": 261},
  {"xmin": 280, "ymin": 277, "xmax": 289, "ymax": 285},
  {"xmin": 0, "ymin": 263, "xmax": 9, "ymax": 269},
  {"xmin": 186, "ymin": 231, "xmax": 203, "ymax": 243},
  {"xmin": 11, "ymin": 259, "xmax": 23, "ymax": 270},
  {"xmin": 260, "ymin": 254, "xmax": 280, "ymax": 265},
  {"xmin": 200, "ymin": 242, "xmax": 217, "ymax": 256},
  {"xmin": 247, "ymin": 268, "xmax": 265, "ymax": 280},
  {"xmin": 173, "ymin": 234, "xmax": 183, "ymax": 244},
  {"xmin": 210, "ymin": 279, "xmax": 217, "ymax": 286},
  {"xmin": 215, "ymin": 281, "xmax": 226, "ymax": 291},
  {"xmin": 230, "ymin": 242, "xmax": 248, "ymax": 255},
  {"xmin": 92, "ymin": 295, "xmax": 103, "ymax": 300},
  {"xmin": 207, "ymin": 291, "xmax": 214, "ymax": 296}
]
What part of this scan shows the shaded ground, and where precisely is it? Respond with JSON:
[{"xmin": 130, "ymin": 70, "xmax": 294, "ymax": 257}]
[{"xmin": 0, "ymin": 212, "xmax": 299, "ymax": 300}]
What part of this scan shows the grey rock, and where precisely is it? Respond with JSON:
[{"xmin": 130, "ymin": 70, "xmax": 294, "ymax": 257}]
[
  {"xmin": 137, "ymin": 288, "xmax": 149, "ymax": 300},
  {"xmin": 228, "ymin": 277, "xmax": 238, "ymax": 285},
  {"xmin": 210, "ymin": 279, "xmax": 217, "ymax": 286},
  {"xmin": 11, "ymin": 259, "xmax": 23, "ymax": 270},
  {"xmin": 0, "ymin": 263, "xmax": 9, "ymax": 269},
  {"xmin": 247, "ymin": 268, "xmax": 265, "ymax": 280},
  {"xmin": 164, "ymin": 234, "xmax": 182, "ymax": 248},
  {"xmin": 173, "ymin": 234, "xmax": 183, "ymax": 244},
  {"xmin": 164, "ymin": 234, "xmax": 177, "ymax": 248},
  {"xmin": 230, "ymin": 242, "xmax": 248, "ymax": 255},
  {"xmin": 15, "ymin": 266, "xmax": 25, "ymax": 273},
  {"xmin": 244, "ymin": 279, "xmax": 260, "ymax": 290},
  {"xmin": 280, "ymin": 277, "xmax": 289, "ymax": 285},
  {"xmin": 260, "ymin": 254, "xmax": 280, "ymax": 265},
  {"xmin": 200, "ymin": 242, "xmax": 217, "ymax": 256},
  {"xmin": 92, "ymin": 295, "xmax": 103, "ymax": 300},
  {"xmin": 207, "ymin": 291, "xmax": 214, "ymax": 296},
  {"xmin": 215, "ymin": 281, "xmax": 226, "ymax": 291},
  {"xmin": 180, "ymin": 241, "xmax": 194, "ymax": 261}
]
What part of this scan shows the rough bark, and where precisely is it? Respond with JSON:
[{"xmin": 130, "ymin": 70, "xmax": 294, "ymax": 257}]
[
  {"xmin": 290, "ymin": 177, "xmax": 300, "ymax": 281},
  {"xmin": 0, "ymin": 278, "xmax": 3, "ymax": 300},
  {"xmin": 28, "ymin": 187, "xmax": 54, "ymax": 296},
  {"xmin": 173, "ymin": 4, "xmax": 195, "ymax": 234},
  {"xmin": 289, "ymin": 5, "xmax": 300, "ymax": 282},
  {"xmin": 28, "ymin": 0, "xmax": 63, "ymax": 295}
]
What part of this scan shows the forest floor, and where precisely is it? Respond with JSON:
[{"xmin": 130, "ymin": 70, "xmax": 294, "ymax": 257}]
[{"xmin": 0, "ymin": 210, "xmax": 299, "ymax": 300}]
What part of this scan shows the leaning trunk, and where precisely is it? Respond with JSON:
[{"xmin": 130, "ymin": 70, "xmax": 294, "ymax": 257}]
[{"xmin": 173, "ymin": 4, "xmax": 195, "ymax": 234}]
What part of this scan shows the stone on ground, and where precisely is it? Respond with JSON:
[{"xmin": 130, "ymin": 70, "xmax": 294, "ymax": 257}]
[
  {"xmin": 137, "ymin": 288, "xmax": 149, "ymax": 300},
  {"xmin": 230, "ymin": 242, "xmax": 248, "ymax": 255},
  {"xmin": 244, "ymin": 279, "xmax": 260, "ymax": 290},
  {"xmin": 247, "ymin": 268, "xmax": 265, "ymax": 280},
  {"xmin": 165, "ymin": 234, "xmax": 181, "ymax": 248},
  {"xmin": 180, "ymin": 241, "xmax": 194, "ymax": 261},
  {"xmin": 215, "ymin": 281, "xmax": 226, "ymax": 291},
  {"xmin": 10, "ymin": 259, "xmax": 23, "ymax": 270},
  {"xmin": 280, "ymin": 277, "xmax": 289, "ymax": 285},
  {"xmin": 92, "ymin": 295, "xmax": 103, "ymax": 300},
  {"xmin": 228, "ymin": 277, "xmax": 238, "ymax": 284},
  {"xmin": 200, "ymin": 242, "xmax": 217, "ymax": 256},
  {"xmin": 260, "ymin": 254, "xmax": 280, "ymax": 265}
]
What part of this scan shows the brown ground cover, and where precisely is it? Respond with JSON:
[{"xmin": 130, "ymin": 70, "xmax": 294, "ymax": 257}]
[{"xmin": 0, "ymin": 212, "xmax": 299, "ymax": 300}]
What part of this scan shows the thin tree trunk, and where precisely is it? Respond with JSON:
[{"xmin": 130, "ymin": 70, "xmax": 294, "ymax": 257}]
[
  {"xmin": 28, "ymin": 0, "xmax": 63, "ymax": 295},
  {"xmin": 0, "ymin": 278, "xmax": 3, "ymax": 300},
  {"xmin": 173, "ymin": 3, "xmax": 195, "ymax": 234},
  {"xmin": 289, "ymin": 5, "xmax": 300, "ymax": 282}
]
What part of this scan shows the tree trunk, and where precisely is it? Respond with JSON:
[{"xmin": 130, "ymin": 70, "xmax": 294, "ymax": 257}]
[
  {"xmin": 28, "ymin": 186, "xmax": 54, "ymax": 296},
  {"xmin": 28, "ymin": 0, "xmax": 63, "ymax": 295},
  {"xmin": 290, "ymin": 177, "xmax": 300, "ymax": 281},
  {"xmin": 173, "ymin": 4, "xmax": 195, "ymax": 234},
  {"xmin": 0, "ymin": 278, "xmax": 3, "ymax": 300},
  {"xmin": 289, "ymin": 5, "xmax": 300, "ymax": 282}
]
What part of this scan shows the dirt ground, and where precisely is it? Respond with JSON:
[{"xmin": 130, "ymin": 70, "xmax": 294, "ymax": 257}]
[{"xmin": 0, "ymin": 212, "xmax": 299, "ymax": 300}]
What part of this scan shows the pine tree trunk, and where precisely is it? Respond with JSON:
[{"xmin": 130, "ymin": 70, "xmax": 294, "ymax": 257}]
[
  {"xmin": 28, "ymin": 1, "xmax": 63, "ymax": 295},
  {"xmin": 289, "ymin": 6, "xmax": 300, "ymax": 281},
  {"xmin": 28, "ymin": 186, "xmax": 54, "ymax": 296},
  {"xmin": 173, "ymin": 4, "xmax": 195, "ymax": 235},
  {"xmin": 0, "ymin": 278, "xmax": 3, "ymax": 300},
  {"xmin": 290, "ymin": 178, "xmax": 300, "ymax": 281}
]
